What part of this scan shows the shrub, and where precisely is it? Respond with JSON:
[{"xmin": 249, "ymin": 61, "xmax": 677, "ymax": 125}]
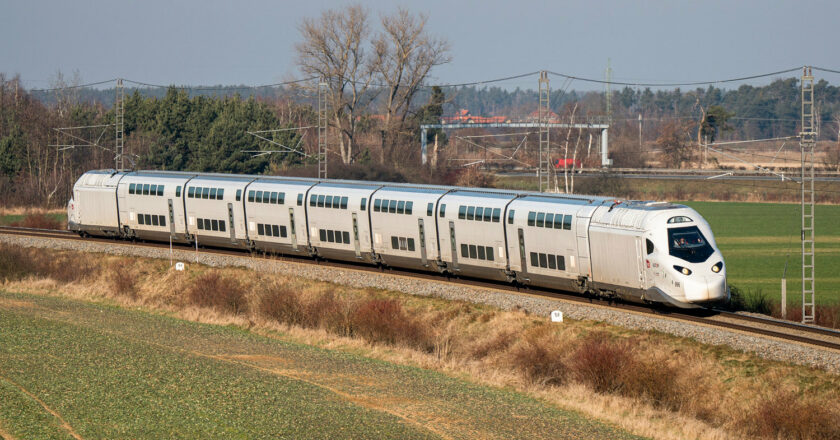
[
  {"xmin": 351, "ymin": 298, "xmax": 432, "ymax": 350},
  {"xmin": 569, "ymin": 332, "xmax": 635, "ymax": 393},
  {"xmin": 259, "ymin": 284, "xmax": 305, "ymax": 326},
  {"xmin": 727, "ymin": 285, "xmax": 771, "ymax": 315},
  {"xmin": 471, "ymin": 330, "xmax": 516, "ymax": 359},
  {"xmin": 508, "ymin": 325, "xmax": 568, "ymax": 386},
  {"xmin": 304, "ymin": 290, "xmax": 353, "ymax": 336},
  {"xmin": 0, "ymin": 243, "xmax": 36, "ymax": 281},
  {"xmin": 10, "ymin": 213, "xmax": 62, "ymax": 230},
  {"xmin": 109, "ymin": 264, "xmax": 138, "ymax": 299},
  {"xmin": 748, "ymin": 390, "xmax": 840, "ymax": 440},
  {"xmin": 186, "ymin": 271, "xmax": 247, "ymax": 315}
]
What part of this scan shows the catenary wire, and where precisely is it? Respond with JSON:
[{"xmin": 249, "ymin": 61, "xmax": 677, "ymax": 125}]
[{"xmin": 547, "ymin": 67, "xmax": 802, "ymax": 87}]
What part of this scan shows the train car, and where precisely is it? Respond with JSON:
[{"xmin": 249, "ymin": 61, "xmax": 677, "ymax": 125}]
[{"xmin": 68, "ymin": 169, "xmax": 728, "ymax": 308}]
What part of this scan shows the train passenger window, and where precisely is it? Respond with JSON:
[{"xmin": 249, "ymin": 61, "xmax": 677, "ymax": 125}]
[
  {"xmin": 129, "ymin": 183, "xmax": 136, "ymax": 194},
  {"xmin": 144, "ymin": 214, "xmax": 152, "ymax": 225},
  {"xmin": 469, "ymin": 245, "xmax": 477, "ymax": 259},
  {"xmin": 268, "ymin": 225, "xmax": 277, "ymax": 237},
  {"xmin": 325, "ymin": 195, "xmax": 333, "ymax": 208},
  {"xmin": 508, "ymin": 210, "xmax": 515, "ymax": 224},
  {"xmin": 545, "ymin": 213, "xmax": 554, "ymax": 228},
  {"xmin": 391, "ymin": 236, "xmax": 399, "ymax": 250},
  {"xmin": 554, "ymin": 214, "xmax": 562, "ymax": 229},
  {"xmin": 458, "ymin": 206, "xmax": 466, "ymax": 219},
  {"xmin": 399, "ymin": 237, "xmax": 407, "ymax": 251},
  {"xmin": 646, "ymin": 239, "xmax": 654, "ymax": 255},
  {"xmin": 327, "ymin": 230, "xmax": 334, "ymax": 242},
  {"xmin": 474, "ymin": 207, "xmax": 482, "ymax": 220},
  {"xmin": 278, "ymin": 193, "xmax": 284, "ymax": 204},
  {"xmin": 361, "ymin": 197, "xmax": 367, "ymax": 211},
  {"xmin": 527, "ymin": 211, "xmax": 535, "ymax": 226},
  {"xmin": 397, "ymin": 201, "xmax": 405, "ymax": 214},
  {"xmin": 188, "ymin": 187, "xmax": 195, "ymax": 198},
  {"xmin": 219, "ymin": 221, "xmax": 225, "ymax": 232},
  {"xmin": 334, "ymin": 196, "xmax": 342, "ymax": 209},
  {"xmin": 209, "ymin": 188, "xmax": 217, "ymax": 200},
  {"xmin": 483, "ymin": 208, "xmax": 492, "ymax": 222},
  {"xmin": 439, "ymin": 204, "xmax": 446, "ymax": 217},
  {"xmin": 236, "ymin": 189, "xmax": 241, "ymax": 201},
  {"xmin": 256, "ymin": 191, "xmax": 263, "ymax": 203},
  {"xmin": 536, "ymin": 212, "xmax": 545, "ymax": 227},
  {"xmin": 157, "ymin": 186, "xmax": 164, "ymax": 196},
  {"xmin": 548, "ymin": 254, "xmax": 556, "ymax": 269},
  {"xmin": 270, "ymin": 192, "xmax": 278, "ymax": 204},
  {"xmin": 563, "ymin": 215, "xmax": 572, "ymax": 230},
  {"xmin": 389, "ymin": 200, "xmax": 397, "ymax": 214},
  {"xmin": 557, "ymin": 255, "xmax": 566, "ymax": 270},
  {"xmin": 258, "ymin": 224, "xmax": 265, "ymax": 235},
  {"xmin": 318, "ymin": 195, "xmax": 325, "ymax": 207},
  {"xmin": 309, "ymin": 195, "xmax": 316, "ymax": 207},
  {"xmin": 405, "ymin": 201, "xmax": 412, "ymax": 215},
  {"xmin": 159, "ymin": 215, "xmax": 166, "ymax": 227},
  {"xmin": 280, "ymin": 226, "xmax": 288, "ymax": 238},
  {"xmin": 196, "ymin": 218, "xmax": 203, "ymax": 230},
  {"xmin": 530, "ymin": 252, "xmax": 538, "ymax": 267},
  {"xmin": 297, "ymin": 193, "xmax": 303, "ymax": 206},
  {"xmin": 218, "ymin": 189, "xmax": 224, "ymax": 200},
  {"xmin": 202, "ymin": 187, "xmax": 210, "ymax": 199},
  {"xmin": 477, "ymin": 246, "xmax": 486, "ymax": 260},
  {"xmin": 427, "ymin": 203, "xmax": 433, "ymax": 216},
  {"xmin": 407, "ymin": 238, "xmax": 415, "ymax": 251},
  {"xmin": 143, "ymin": 184, "xmax": 150, "ymax": 195},
  {"xmin": 373, "ymin": 199, "xmax": 381, "ymax": 212},
  {"xmin": 138, "ymin": 214, "xmax": 144, "ymax": 225},
  {"xmin": 539, "ymin": 253, "xmax": 547, "ymax": 268},
  {"xmin": 340, "ymin": 196, "xmax": 348, "ymax": 209},
  {"xmin": 176, "ymin": 186, "xmax": 181, "ymax": 197},
  {"xmin": 319, "ymin": 229, "xmax": 326, "ymax": 241},
  {"xmin": 342, "ymin": 231, "xmax": 350, "ymax": 244},
  {"xmin": 150, "ymin": 184, "xmax": 157, "ymax": 195},
  {"xmin": 492, "ymin": 208, "xmax": 501, "ymax": 223},
  {"xmin": 211, "ymin": 220, "xmax": 218, "ymax": 231},
  {"xmin": 248, "ymin": 190, "xmax": 255, "ymax": 202},
  {"xmin": 461, "ymin": 244, "xmax": 468, "ymax": 258},
  {"xmin": 486, "ymin": 247, "xmax": 494, "ymax": 261},
  {"xmin": 467, "ymin": 206, "xmax": 475, "ymax": 221}
]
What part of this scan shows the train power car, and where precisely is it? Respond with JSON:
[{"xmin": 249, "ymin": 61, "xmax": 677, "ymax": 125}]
[{"xmin": 68, "ymin": 169, "xmax": 728, "ymax": 308}]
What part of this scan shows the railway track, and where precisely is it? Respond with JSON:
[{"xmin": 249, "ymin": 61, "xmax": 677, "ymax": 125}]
[{"xmin": 2, "ymin": 225, "xmax": 840, "ymax": 353}]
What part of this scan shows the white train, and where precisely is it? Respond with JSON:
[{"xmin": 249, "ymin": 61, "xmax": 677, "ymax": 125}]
[{"xmin": 68, "ymin": 169, "xmax": 728, "ymax": 308}]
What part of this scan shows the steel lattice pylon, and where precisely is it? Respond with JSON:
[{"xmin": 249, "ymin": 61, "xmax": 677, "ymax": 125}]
[
  {"xmin": 115, "ymin": 78, "xmax": 125, "ymax": 170},
  {"xmin": 538, "ymin": 71, "xmax": 550, "ymax": 192},
  {"xmin": 318, "ymin": 79, "xmax": 328, "ymax": 180},
  {"xmin": 800, "ymin": 66, "xmax": 816, "ymax": 324}
]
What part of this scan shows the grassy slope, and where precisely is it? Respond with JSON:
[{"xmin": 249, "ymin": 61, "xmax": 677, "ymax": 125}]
[
  {"xmin": 0, "ymin": 291, "xmax": 641, "ymax": 440},
  {"xmin": 684, "ymin": 201, "xmax": 840, "ymax": 304}
]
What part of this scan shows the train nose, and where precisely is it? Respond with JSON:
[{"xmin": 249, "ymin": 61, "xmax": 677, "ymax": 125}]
[{"xmin": 683, "ymin": 273, "xmax": 728, "ymax": 303}]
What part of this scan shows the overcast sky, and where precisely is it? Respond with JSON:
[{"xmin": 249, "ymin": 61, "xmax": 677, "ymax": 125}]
[{"xmin": 3, "ymin": 0, "xmax": 840, "ymax": 91}]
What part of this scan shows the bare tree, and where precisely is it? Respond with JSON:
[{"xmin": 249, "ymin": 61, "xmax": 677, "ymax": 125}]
[
  {"xmin": 371, "ymin": 8, "xmax": 450, "ymax": 164},
  {"xmin": 295, "ymin": 5, "xmax": 374, "ymax": 164},
  {"xmin": 656, "ymin": 121, "xmax": 693, "ymax": 168}
]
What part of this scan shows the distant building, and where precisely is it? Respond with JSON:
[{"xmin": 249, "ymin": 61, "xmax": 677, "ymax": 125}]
[{"xmin": 440, "ymin": 109, "xmax": 511, "ymax": 124}]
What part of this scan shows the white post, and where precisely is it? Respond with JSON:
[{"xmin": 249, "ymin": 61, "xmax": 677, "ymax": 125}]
[
  {"xmin": 169, "ymin": 236, "xmax": 173, "ymax": 267},
  {"xmin": 781, "ymin": 278, "xmax": 787, "ymax": 320},
  {"xmin": 195, "ymin": 235, "xmax": 199, "ymax": 263}
]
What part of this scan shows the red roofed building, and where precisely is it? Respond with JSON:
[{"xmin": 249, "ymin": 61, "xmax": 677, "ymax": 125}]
[{"xmin": 441, "ymin": 109, "xmax": 511, "ymax": 124}]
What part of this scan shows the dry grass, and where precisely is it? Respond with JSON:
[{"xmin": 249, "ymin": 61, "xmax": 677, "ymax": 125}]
[{"xmin": 3, "ymin": 241, "xmax": 840, "ymax": 440}]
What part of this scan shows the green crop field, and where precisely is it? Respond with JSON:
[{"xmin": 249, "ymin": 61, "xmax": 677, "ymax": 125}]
[
  {"xmin": 0, "ymin": 291, "xmax": 641, "ymax": 440},
  {"xmin": 683, "ymin": 201, "xmax": 840, "ymax": 305}
]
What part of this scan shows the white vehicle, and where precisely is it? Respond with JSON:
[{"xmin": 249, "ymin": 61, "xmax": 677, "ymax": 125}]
[{"xmin": 69, "ymin": 169, "xmax": 728, "ymax": 308}]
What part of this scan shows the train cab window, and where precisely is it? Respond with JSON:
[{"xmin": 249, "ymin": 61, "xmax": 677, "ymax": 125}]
[
  {"xmin": 467, "ymin": 206, "xmax": 475, "ymax": 220},
  {"xmin": 545, "ymin": 213, "xmax": 554, "ymax": 228},
  {"xmin": 176, "ymin": 186, "xmax": 181, "ymax": 197},
  {"xmin": 527, "ymin": 211, "xmax": 536, "ymax": 226},
  {"xmin": 563, "ymin": 215, "xmax": 572, "ymax": 230},
  {"xmin": 236, "ymin": 189, "xmax": 242, "ymax": 201},
  {"xmin": 460, "ymin": 244, "xmax": 468, "ymax": 258},
  {"xmin": 201, "ymin": 187, "xmax": 209, "ymax": 199},
  {"xmin": 361, "ymin": 198, "xmax": 367, "ymax": 211},
  {"xmin": 157, "ymin": 186, "xmax": 164, "ymax": 196},
  {"xmin": 492, "ymin": 208, "xmax": 501, "ymax": 223},
  {"xmin": 508, "ymin": 210, "xmax": 515, "ymax": 224},
  {"xmin": 405, "ymin": 201, "xmax": 412, "ymax": 215},
  {"xmin": 646, "ymin": 239, "xmax": 654, "ymax": 255},
  {"xmin": 458, "ymin": 206, "xmax": 466, "ymax": 219},
  {"xmin": 248, "ymin": 190, "xmax": 255, "ymax": 202},
  {"xmin": 129, "ymin": 183, "xmax": 136, "ymax": 194},
  {"xmin": 397, "ymin": 201, "xmax": 405, "ymax": 214},
  {"xmin": 210, "ymin": 188, "xmax": 217, "ymax": 200},
  {"xmin": 270, "ymin": 192, "xmax": 278, "ymax": 204},
  {"xmin": 427, "ymin": 203, "xmax": 433, "ymax": 216},
  {"xmin": 439, "ymin": 204, "xmax": 446, "ymax": 217},
  {"xmin": 340, "ymin": 196, "xmax": 348, "ymax": 209},
  {"xmin": 536, "ymin": 212, "xmax": 545, "ymax": 227},
  {"xmin": 389, "ymin": 200, "xmax": 397, "ymax": 214},
  {"xmin": 297, "ymin": 193, "xmax": 303, "ymax": 206}
]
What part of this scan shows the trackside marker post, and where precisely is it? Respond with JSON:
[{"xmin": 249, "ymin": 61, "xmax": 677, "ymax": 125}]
[{"xmin": 551, "ymin": 310, "xmax": 563, "ymax": 323}]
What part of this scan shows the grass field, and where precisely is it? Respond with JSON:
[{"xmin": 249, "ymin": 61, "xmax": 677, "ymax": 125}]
[
  {"xmin": 683, "ymin": 201, "xmax": 840, "ymax": 305},
  {"xmin": 0, "ymin": 290, "xmax": 641, "ymax": 440}
]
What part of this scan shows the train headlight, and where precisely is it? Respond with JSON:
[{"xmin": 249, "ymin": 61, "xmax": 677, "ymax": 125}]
[
  {"xmin": 712, "ymin": 261, "xmax": 723, "ymax": 273},
  {"xmin": 674, "ymin": 265, "xmax": 692, "ymax": 276}
]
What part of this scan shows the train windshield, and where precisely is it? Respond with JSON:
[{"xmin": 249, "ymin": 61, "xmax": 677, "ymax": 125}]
[{"xmin": 667, "ymin": 226, "xmax": 714, "ymax": 263}]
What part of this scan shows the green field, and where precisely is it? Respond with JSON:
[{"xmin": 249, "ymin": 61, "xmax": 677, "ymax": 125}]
[
  {"xmin": 683, "ymin": 201, "xmax": 840, "ymax": 305},
  {"xmin": 0, "ymin": 291, "xmax": 641, "ymax": 440}
]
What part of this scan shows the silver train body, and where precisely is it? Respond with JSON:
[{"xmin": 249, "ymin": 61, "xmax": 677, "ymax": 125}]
[{"xmin": 68, "ymin": 169, "xmax": 729, "ymax": 308}]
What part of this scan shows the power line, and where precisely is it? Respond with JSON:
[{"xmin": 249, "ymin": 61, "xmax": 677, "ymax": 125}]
[
  {"xmin": 122, "ymin": 77, "xmax": 319, "ymax": 91},
  {"xmin": 547, "ymin": 67, "xmax": 802, "ymax": 87},
  {"xmin": 812, "ymin": 66, "xmax": 840, "ymax": 75},
  {"xmin": 29, "ymin": 78, "xmax": 117, "ymax": 92}
]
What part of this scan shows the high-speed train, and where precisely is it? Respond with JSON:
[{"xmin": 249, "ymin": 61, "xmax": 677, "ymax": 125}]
[{"xmin": 68, "ymin": 169, "xmax": 728, "ymax": 308}]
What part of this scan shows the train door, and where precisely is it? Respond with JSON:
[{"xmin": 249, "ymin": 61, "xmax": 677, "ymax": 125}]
[
  {"xmin": 418, "ymin": 218, "xmax": 428, "ymax": 267},
  {"xmin": 517, "ymin": 228, "xmax": 527, "ymax": 275},
  {"xmin": 575, "ymin": 214, "xmax": 592, "ymax": 278},
  {"xmin": 289, "ymin": 208, "xmax": 298, "ymax": 251},
  {"xmin": 227, "ymin": 203, "xmax": 236, "ymax": 244},
  {"xmin": 168, "ymin": 199, "xmax": 176, "ymax": 239},
  {"xmin": 448, "ymin": 221, "xmax": 459, "ymax": 271},
  {"xmin": 352, "ymin": 213, "xmax": 361, "ymax": 258},
  {"xmin": 635, "ymin": 236, "xmax": 646, "ymax": 288}
]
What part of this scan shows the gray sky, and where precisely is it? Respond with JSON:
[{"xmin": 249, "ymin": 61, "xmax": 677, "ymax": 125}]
[{"xmin": 3, "ymin": 0, "xmax": 840, "ymax": 91}]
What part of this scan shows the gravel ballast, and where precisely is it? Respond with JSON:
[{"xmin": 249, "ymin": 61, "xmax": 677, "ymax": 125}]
[{"xmin": 3, "ymin": 233, "xmax": 840, "ymax": 374}]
